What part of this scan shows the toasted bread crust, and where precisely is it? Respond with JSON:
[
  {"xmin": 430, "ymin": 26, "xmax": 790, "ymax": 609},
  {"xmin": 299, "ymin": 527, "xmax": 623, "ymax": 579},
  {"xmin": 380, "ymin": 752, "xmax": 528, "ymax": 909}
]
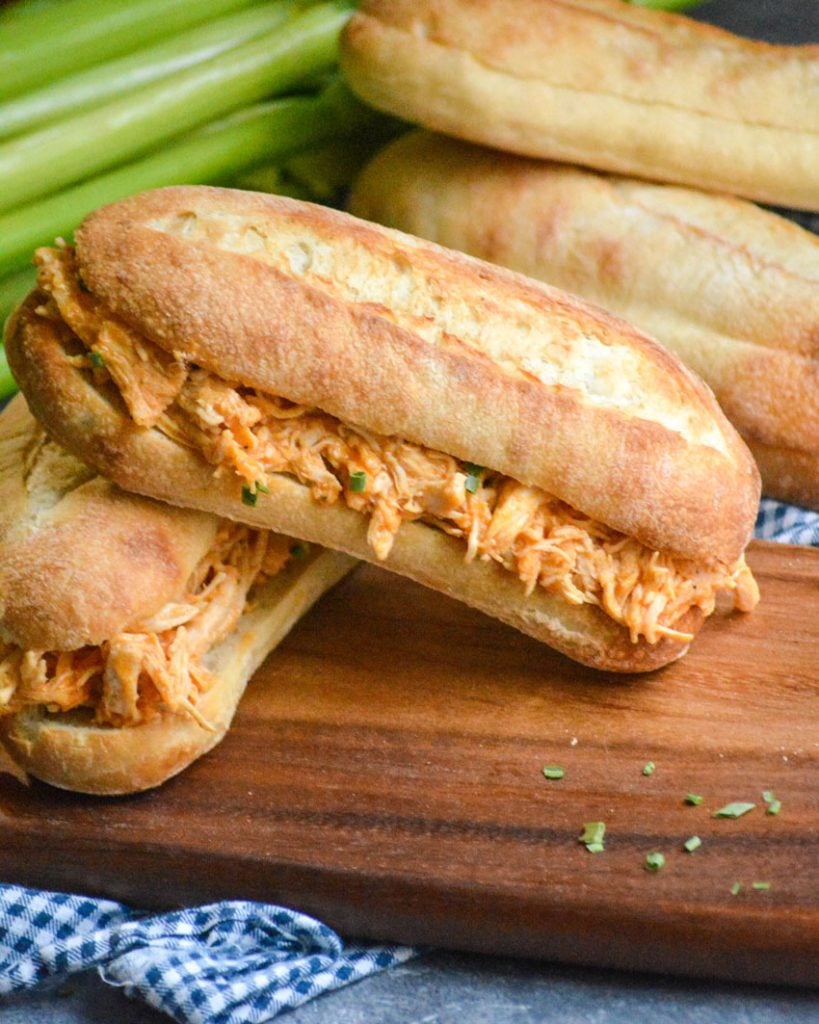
[
  {"xmin": 341, "ymin": 0, "xmax": 819, "ymax": 211},
  {"xmin": 69, "ymin": 185, "xmax": 758, "ymax": 564},
  {"xmin": 6, "ymin": 297, "xmax": 702, "ymax": 674},
  {"xmin": 0, "ymin": 547, "xmax": 356, "ymax": 795},
  {"xmin": 0, "ymin": 395, "xmax": 218, "ymax": 650},
  {"xmin": 348, "ymin": 131, "xmax": 819, "ymax": 509}
]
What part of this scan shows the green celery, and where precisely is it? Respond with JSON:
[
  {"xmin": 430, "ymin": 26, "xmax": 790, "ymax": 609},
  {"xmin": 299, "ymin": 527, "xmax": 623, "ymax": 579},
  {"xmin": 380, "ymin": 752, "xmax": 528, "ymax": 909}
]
[
  {"xmin": 0, "ymin": 84, "xmax": 378, "ymax": 278},
  {"xmin": 0, "ymin": 4, "xmax": 297, "ymax": 141},
  {"xmin": 0, "ymin": 1, "xmax": 351, "ymax": 215},
  {"xmin": 0, "ymin": 346, "xmax": 15, "ymax": 402},
  {"xmin": 0, "ymin": 0, "xmax": 261, "ymax": 102},
  {"xmin": 628, "ymin": 0, "xmax": 707, "ymax": 10}
]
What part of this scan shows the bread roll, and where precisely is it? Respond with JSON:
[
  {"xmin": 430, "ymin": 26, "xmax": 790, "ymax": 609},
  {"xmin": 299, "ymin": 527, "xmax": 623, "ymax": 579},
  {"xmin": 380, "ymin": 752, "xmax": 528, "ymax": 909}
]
[{"xmin": 340, "ymin": 0, "xmax": 819, "ymax": 211}]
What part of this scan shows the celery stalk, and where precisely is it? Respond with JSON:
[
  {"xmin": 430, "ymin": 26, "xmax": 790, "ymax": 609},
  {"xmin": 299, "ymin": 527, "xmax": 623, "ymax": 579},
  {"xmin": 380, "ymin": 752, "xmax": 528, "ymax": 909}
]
[
  {"xmin": 0, "ymin": 267, "xmax": 35, "ymax": 328},
  {"xmin": 0, "ymin": 2, "xmax": 349, "ymax": 214},
  {"xmin": 0, "ymin": 345, "xmax": 16, "ymax": 402},
  {"xmin": 0, "ymin": 83, "xmax": 379, "ymax": 278},
  {"xmin": 0, "ymin": 4, "xmax": 297, "ymax": 141},
  {"xmin": 628, "ymin": 0, "xmax": 706, "ymax": 10},
  {"xmin": 0, "ymin": 0, "xmax": 260, "ymax": 101}
]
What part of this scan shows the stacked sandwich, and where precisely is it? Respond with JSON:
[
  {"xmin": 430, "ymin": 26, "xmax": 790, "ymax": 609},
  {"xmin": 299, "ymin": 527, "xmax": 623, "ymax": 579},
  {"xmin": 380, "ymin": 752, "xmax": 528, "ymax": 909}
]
[{"xmin": 6, "ymin": 1, "xmax": 797, "ymax": 796}]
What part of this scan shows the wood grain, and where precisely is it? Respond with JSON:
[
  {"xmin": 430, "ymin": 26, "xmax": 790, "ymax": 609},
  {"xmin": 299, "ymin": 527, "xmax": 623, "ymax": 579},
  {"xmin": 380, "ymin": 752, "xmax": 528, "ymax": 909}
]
[{"xmin": 0, "ymin": 540, "xmax": 817, "ymax": 986}]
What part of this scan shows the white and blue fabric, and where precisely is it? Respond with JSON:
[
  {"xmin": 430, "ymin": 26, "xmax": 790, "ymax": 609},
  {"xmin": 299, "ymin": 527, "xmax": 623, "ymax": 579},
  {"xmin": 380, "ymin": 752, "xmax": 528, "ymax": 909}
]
[
  {"xmin": 755, "ymin": 498, "xmax": 819, "ymax": 547},
  {"xmin": 0, "ymin": 884, "xmax": 416, "ymax": 1022}
]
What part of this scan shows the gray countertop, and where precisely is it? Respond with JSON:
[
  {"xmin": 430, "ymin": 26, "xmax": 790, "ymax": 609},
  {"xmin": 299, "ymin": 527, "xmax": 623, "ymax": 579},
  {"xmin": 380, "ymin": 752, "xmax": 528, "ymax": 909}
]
[{"xmin": 3, "ymin": 0, "xmax": 818, "ymax": 1021}]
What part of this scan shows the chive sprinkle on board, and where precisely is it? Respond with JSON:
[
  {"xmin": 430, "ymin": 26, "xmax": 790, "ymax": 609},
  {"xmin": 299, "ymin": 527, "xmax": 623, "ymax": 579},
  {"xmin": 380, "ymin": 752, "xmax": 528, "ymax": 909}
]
[
  {"xmin": 683, "ymin": 836, "xmax": 702, "ymax": 853},
  {"xmin": 541, "ymin": 766, "xmax": 565, "ymax": 781},
  {"xmin": 642, "ymin": 762, "xmax": 656, "ymax": 777},
  {"xmin": 713, "ymin": 801, "xmax": 756, "ymax": 819},
  {"xmin": 579, "ymin": 821, "xmax": 606, "ymax": 852},
  {"xmin": 644, "ymin": 851, "xmax": 665, "ymax": 872},
  {"xmin": 684, "ymin": 793, "xmax": 704, "ymax": 806}
]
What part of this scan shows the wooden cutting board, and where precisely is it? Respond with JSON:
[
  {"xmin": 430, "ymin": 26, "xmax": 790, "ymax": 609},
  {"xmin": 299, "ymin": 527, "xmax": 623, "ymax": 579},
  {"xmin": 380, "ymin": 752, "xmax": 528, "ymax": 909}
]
[{"xmin": 1, "ymin": 540, "xmax": 817, "ymax": 986}]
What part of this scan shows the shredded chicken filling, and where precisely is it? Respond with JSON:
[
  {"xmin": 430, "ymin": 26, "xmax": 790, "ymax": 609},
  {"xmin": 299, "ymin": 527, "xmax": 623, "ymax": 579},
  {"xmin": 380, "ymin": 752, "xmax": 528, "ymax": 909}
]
[
  {"xmin": 0, "ymin": 525, "xmax": 293, "ymax": 728},
  {"xmin": 34, "ymin": 246, "xmax": 759, "ymax": 647}
]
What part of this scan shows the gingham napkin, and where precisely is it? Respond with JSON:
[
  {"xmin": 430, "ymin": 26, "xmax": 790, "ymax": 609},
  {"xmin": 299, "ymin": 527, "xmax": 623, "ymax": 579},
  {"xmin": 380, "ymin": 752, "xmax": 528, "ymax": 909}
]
[
  {"xmin": 0, "ymin": 884, "xmax": 416, "ymax": 1022},
  {"xmin": 756, "ymin": 498, "xmax": 819, "ymax": 547}
]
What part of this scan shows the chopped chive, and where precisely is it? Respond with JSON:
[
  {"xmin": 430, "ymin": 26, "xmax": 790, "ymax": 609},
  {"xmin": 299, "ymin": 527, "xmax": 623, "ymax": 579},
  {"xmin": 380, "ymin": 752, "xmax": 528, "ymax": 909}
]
[
  {"xmin": 752, "ymin": 882, "xmax": 771, "ymax": 891},
  {"xmin": 642, "ymin": 761, "xmax": 656, "ymax": 777},
  {"xmin": 762, "ymin": 790, "xmax": 776, "ymax": 804},
  {"xmin": 713, "ymin": 801, "xmax": 756, "ymax": 819},
  {"xmin": 89, "ymin": 350, "xmax": 105, "ymax": 369},
  {"xmin": 290, "ymin": 542, "xmax": 309, "ymax": 558},
  {"xmin": 349, "ymin": 470, "xmax": 367, "ymax": 493},
  {"xmin": 730, "ymin": 882, "xmax": 742, "ymax": 896},
  {"xmin": 256, "ymin": 481, "xmax": 271, "ymax": 494},
  {"xmin": 684, "ymin": 793, "xmax": 704, "ymax": 806},
  {"xmin": 241, "ymin": 484, "xmax": 258, "ymax": 507},
  {"xmin": 683, "ymin": 836, "xmax": 702, "ymax": 853},
  {"xmin": 579, "ymin": 821, "xmax": 605, "ymax": 851},
  {"xmin": 463, "ymin": 462, "xmax": 484, "ymax": 495},
  {"xmin": 541, "ymin": 765, "xmax": 565, "ymax": 781},
  {"xmin": 766, "ymin": 800, "xmax": 782, "ymax": 816},
  {"xmin": 644, "ymin": 851, "xmax": 665, "ymax": 872}
]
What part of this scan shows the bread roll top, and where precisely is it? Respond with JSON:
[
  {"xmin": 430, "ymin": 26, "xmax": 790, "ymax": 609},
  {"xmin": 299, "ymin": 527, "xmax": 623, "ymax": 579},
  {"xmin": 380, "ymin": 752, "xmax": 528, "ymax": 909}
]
[
  {"xmin": 73, "ymin": 186, "xmax": 759, "ymax": 564},
  {"xmin": 340, "ymin": 0, "xmax": 819, "ymax": 211},
  {"xmin": 0, "ymin": 396, "xmax": 219, "ymax": 651}
]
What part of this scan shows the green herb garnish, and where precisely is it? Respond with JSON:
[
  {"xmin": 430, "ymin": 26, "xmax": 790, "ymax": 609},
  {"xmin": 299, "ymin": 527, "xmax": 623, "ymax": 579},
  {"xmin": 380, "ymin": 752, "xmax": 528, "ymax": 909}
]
[
  {"xmin": 349, "ymin": 470, "xmax": 367, "ymax": 493},
  {"xmin": 241, "ymin": 485, "xmax": 258, "ymax": 507},
  {"xmin": 713, "ymin": 801, "xmax": 756, "ymax": 819},
  {"xmin": 762, "ymin": 791, "xmax": 781, "ymax": 815},
  {"xmin": 730, "ymin": 882, "xmax": 742, "ymax": 896},
  {"xmin": 683, "ymin": 836, "xmax": 702, "ymax": 853},
  {"xmin": 89, "ymin": 350, "xmax": 105, "ymax": 369},
  {"xmin": 642, "ymin": 762, "xmax": 655, "ymax": 777},
  {"xmin": 541, "ymin": 765, "xmax": 565, "ymax": 781},
  {"xmin": 256, "ymin": 481, "xmax": 271, "ymax": 494},
  {"xmin": 752, "ymin": 882, "xmax": 771, "ymax": 892},
  {"xmin": 579, "ymin": 821, "xmax": 606, "ymax": 852},
  {"xmin": 463, "ymin": 463, "xmax": 484, "ymax": 495},
  {"xmin": 644, "ymin": 851, "xmax": 665, "ymax": 872},
  {"xmin": 684, "ymin": 793, "xmax": 704, "ymax": 806}
]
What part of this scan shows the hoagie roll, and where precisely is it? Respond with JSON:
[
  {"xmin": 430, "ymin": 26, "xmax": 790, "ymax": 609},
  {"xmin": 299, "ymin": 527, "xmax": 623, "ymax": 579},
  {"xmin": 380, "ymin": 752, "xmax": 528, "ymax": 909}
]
[
  {"xmin": 5, "ymin": 186, "xmax": 760, "ymax": 673},
  {"xmin": 0, "ymin": 396, "xmax": 355, "ymax": 794},
  {"xmin": 340, "ymin": 0, "xmax": 819, "ymax": 212},
  {"xmin": 349, "ymin": 130, "xmax": 819, "ymax": 510}
]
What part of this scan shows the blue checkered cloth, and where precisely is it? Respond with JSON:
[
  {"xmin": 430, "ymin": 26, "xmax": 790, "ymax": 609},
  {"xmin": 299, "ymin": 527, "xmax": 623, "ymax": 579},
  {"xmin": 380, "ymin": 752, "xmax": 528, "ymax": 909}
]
[
  {"xmin": 755, "ymin": 498, "xmax": 819, "ymax": 547},
  {"xmin": 0, "ymin": 884, "xmax": 416, "ymax": 1022}
]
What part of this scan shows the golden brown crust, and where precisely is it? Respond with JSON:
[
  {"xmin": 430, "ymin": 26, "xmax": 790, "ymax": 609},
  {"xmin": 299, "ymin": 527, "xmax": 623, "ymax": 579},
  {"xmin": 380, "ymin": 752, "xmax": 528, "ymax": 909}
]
[
  {"xmin": 349, "ymin": 131, "xmax": 818, "ymax": 508},
  {"xmin": 0, "ymin": 547, "xmax": 356, "ymax": 795},
  {"xmin": 6, "ymin": 299, "xmax": 704, "ymax": 673},
  {"xmin": 341, "ymin": 0, "xmax": 819, "ymax": 211},
  {"xmin": 0, "ymin": 395, "xmax": 219, "ymax": 650},
  {"xmin": 68, "ymin": 185, "xmax": 758, "ymax": 564}
]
